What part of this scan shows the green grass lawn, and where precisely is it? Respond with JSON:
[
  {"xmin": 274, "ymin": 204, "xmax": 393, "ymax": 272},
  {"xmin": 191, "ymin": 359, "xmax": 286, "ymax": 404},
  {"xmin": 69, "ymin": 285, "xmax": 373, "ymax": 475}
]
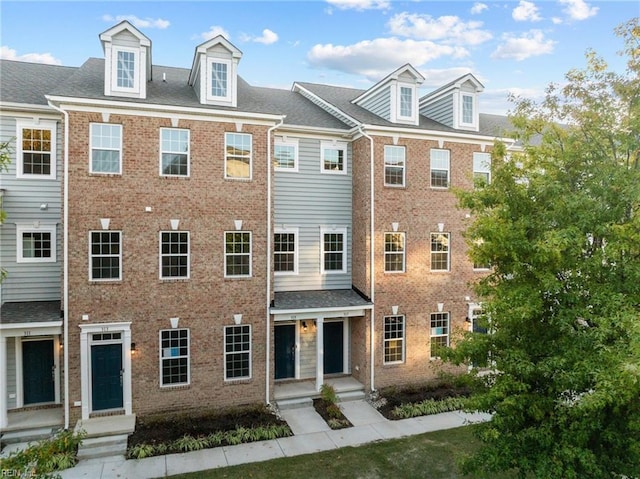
[{"xmin": 169, "ymin": 425, "xmax": 516, "ymax": 479}]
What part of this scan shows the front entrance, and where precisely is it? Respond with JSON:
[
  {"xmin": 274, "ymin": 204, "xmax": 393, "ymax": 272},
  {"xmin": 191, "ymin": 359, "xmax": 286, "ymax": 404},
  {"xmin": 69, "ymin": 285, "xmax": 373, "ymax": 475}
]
[
  {"xmin": 323, "ymin": 321, "xmax": 344, "ymax": 374},
  {"xmin": 91, "ymin": 343, "xmax": 123, "ymax": 411},
  {"xmin": 275, "ymin": 324, "xmax": 296, "ymax": 380},
  {"xmin": 22, "ymin": 339, "xmax": 55, "ymax": 405}
]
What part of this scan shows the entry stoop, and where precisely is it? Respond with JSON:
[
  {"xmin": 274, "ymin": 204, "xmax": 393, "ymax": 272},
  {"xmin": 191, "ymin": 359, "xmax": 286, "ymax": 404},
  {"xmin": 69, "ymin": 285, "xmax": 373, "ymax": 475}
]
[
  {"xmin": 337, "ymin": 389, "xmax": 366, "ymax": 402},
  {"xmin": 75, "ymin": 414, "xmax": 135, "ymax": 461},
  {"xmin": 276, "ymin": 397, "xmax": 314, "ymax": 410}
]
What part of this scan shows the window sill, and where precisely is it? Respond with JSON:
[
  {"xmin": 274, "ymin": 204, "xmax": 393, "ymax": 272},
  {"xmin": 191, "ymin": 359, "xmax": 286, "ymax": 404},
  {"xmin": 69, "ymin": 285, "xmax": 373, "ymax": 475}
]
[
  {"xmin": 224, "ymin": 177, "xmax": 253, "ymax": 182},
  {"xmin": 224, "ymin": 378, "xmax": 252, "ymax": 385},
  {"xmin": 383, "ymin": 184, "xmax": 406, "ymax": 189},
  {"xmin": 89, "ymin": 279, "xmax": 123, "ymax": 284},
  {"xmin": 383, "ymin": 270, "xmax": 406, "ymax": 275},
  {"xmin": 159, "ymin": 384, "xmax": 190, "ymax": 391},
  {"xmin": 383, "ymin": 361, "xmax": 405, "ymax": 367},
  {"xmin": 159, "ymin": 278, "xmax": 190, "ymax": 283}
]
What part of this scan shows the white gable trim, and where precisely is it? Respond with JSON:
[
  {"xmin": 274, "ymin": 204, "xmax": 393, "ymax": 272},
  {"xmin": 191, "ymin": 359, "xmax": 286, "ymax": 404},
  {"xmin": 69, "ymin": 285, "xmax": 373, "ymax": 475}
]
[{"xmin": 353, "ymin": 64, "xmax": 424, "ymax": 106}]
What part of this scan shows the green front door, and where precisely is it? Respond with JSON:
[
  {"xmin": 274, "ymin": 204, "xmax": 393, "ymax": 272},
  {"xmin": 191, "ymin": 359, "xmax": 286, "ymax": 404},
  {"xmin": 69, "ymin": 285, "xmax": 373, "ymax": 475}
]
[
  {"xmin": 22, "ymin": 339, "xmax": 55, "ymax": 404},
  {"xmin": 323, "ymin": 321, "xmax": 344, "ymax": 375},
  {"xmin": 91, "ymin": 343, "xmax": 123, "ymax": 411},
  {"xmin": 275, "ymin": 324, "xmax": 296, "ymax": 379}
]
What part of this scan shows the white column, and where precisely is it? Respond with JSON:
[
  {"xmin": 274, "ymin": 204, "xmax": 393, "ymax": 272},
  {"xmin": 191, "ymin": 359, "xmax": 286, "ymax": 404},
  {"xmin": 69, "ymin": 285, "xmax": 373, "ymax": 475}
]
[
  {"xmin": 123, "ymin": 329, "xmax": 132, "ymax": 416},
  {"xmin": 80, "ymin": 331, "xmax": 90, "ymax": 420},
  {"xmin": 0, "ymin": 335, "xmax": 8, "ymax": 429},
  {"xmin": 315, "ymin": 317, "xmax": 324, "ymax": 392}
]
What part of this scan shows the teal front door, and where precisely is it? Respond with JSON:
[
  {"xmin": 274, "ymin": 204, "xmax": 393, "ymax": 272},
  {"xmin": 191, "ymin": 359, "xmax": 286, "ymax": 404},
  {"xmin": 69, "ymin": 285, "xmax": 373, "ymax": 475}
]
[
  {"xmin": 323, "ymin": 321, "xmax": 344, "ymax": 374},
  {"xmin": 91, "ymin": 343, "xmax": 123, "ymax": 411},
  {"xmin": 275, "ymin": 324, "xmax": 296, "ymax": 379},
  {"xmin": 22, "ymin": 339, "xmax": 55, "ymax": 404}
]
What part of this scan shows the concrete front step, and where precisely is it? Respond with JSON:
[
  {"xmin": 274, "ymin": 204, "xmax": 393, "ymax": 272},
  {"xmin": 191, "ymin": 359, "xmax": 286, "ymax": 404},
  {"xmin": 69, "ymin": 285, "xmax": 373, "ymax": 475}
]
[
  {"xmin": 1, "ymin": 426, "xmax": 59, "ymax": 445},
  {"xmin": 76, "ymin": 434, "xmax": 129, "ymax": 461},
  {"xmin": 337, "ymin": 390, "xmax": 366, "ymax": 402},
  {"xmin": 276, "ymin": 397, "xmax": 314, "ymax": 410}
]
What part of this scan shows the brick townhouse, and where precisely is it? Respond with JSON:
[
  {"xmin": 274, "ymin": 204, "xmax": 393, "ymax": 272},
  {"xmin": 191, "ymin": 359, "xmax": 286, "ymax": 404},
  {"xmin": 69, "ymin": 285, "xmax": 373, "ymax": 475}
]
[{"xmin": 0, "ymin": 21, "xmax": 516, "ymax": 432}]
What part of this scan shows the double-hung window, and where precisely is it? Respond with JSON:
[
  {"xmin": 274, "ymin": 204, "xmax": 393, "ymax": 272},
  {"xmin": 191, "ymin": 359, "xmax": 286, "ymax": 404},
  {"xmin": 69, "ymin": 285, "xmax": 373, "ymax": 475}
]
[
  {"xmin": 90, "ymin": 123, "xmax": 122, "ymax": 174},
  {"xmin": 384, "ymin": 315, "xmax": 405, "ymax": 364},
  {"xmin": 321, "ymin": 141, "xmax": 346, "ymax": 174},
  {"xmin": 461, "ymin": 93, "xmax": 474, "ymax": 126},
  {"xmin": 430, "ymin": 149, "xmax": 450, "ymax": 188},
  {"xmin": 225, "ymin": 133, "xmax": 252, "ymax": 179},
  {"xmin": 430, "ymin": 232, "xmax": 450, "ymax": 271},
  {"xmin": 274, "ymin": 138, "xmax": 298, "ymax": 171},
  {"xmin": 430, "ymin": 312, "xmax": 450, "ymax": 358},
  {"xmin": 399, "ymin": 86, "xmax": 413, "ymax": 118},
  {"xmin": 321, "ymin": 227, "xmax": 347, "ymax": 274},
  {"xmin": 16, "ymin": 120, "xmax": 56, "ymax": 179},
  {"xmin": 17, "ymin": 224, "xmax": 56, "ymax": 263},
  {"xmin": 208, "ymin": 60, "xmax": 230, "ymax": 101},
  {"xmin": 274, "ymin": 228, "xmax": 297, "ymax": 275},
  {"xmin": 225, "ymin": 231, "xmax": 252, "ymax": 277},
  {"xmin": 384, "ymin": 145, "xmax": 405, "ymax": 187},
  {"xmin": 90, "ymin": 231, "xmax": 122, "ymax": 281},
  {"xmin": 384, "ymin": 232, "xmax": 405, "ymax": 273},
  {"xmin": 224, "ymin": 325, "xmax": 251, "ymax": 380},
  {"xmin": 160, "ymin": 329, "xmax": 190, "ymax": 386},
  {"xmin": 116, "ymin": 50, "xmax": 136, "ymax": 89},
  {"xmin": 473, "ymin": 152, "xmax": 491, "ymax": 186},
  {"xmin": 160, "ymin": 231, "xmax": 190, "ymax": 279},
  {"xmin": 160, "ymin": 128, "xmax": 190, "ymax": 177}
]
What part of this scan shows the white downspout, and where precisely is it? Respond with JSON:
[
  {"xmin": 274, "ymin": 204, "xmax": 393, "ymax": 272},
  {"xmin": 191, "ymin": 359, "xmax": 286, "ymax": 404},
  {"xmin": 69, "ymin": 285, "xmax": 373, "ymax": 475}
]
[
  {"xmin": 358, "ymin": 126, "xmax": 375, "ymax": 392},
  {"xmin": 266, "ymin": 116, "xmax": 284, "ymax": 405},
  {"xmin": 48, "ymin": 99, "xmax": 70, "ymax": 429}
]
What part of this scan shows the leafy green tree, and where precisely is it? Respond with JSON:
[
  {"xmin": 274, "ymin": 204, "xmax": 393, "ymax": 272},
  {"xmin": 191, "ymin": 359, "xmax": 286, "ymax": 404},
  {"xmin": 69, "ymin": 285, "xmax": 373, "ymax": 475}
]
[
  {"xmin": 0, "ymin": 139, "xmax": 12, "ymax": 283},
  {"xmin": 447, "ymin": 19, "xmax": 640, "ymax": 479}
]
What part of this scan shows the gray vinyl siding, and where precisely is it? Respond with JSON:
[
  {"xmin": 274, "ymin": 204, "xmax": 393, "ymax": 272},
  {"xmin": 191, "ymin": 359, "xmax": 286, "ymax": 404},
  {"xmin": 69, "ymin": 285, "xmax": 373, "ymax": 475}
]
[
  {"xmin": 112, "ymin": 30, "xmax": 141, "ymax": 48},
  {"xmin": 6, "ymin": 337, "xmax": 17, "ymax": 409},
  {"xmin": 359, "ymin": 86, "xmax": 391, "ymax": 121},
  {"xmin": 299, "ymin": 328, "xmax": 317, "ymax": 379},
  {"xmin": 274, "ymin": 137, "xmax": 352, "ymax": 291},
  {"xmin": 420, "ymin": 93, "xmax": 453, "ymax": 128},
  {"xmin": 0, "ymin": 114, "xmax": 62, "ymax": 304}
]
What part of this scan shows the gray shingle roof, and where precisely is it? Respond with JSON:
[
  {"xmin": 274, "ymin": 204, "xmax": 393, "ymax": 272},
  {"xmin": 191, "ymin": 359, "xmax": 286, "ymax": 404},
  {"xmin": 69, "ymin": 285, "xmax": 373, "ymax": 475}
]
[
  {"xmin": 272, "ymin": 289, "xmax": 372, "ymax": 311},
  {"xmin": 0, "ymin": 301, "xmax": 62, "ymax": 324},
  {"xmin": 0, "ymin": 60, "xmax": 77, "ymax": 106}
]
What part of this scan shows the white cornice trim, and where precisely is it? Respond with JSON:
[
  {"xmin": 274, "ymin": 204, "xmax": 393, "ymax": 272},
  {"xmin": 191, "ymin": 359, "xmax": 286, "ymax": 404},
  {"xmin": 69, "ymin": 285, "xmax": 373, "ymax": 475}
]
[
  {"xmin": 353, "ymin": 123, "xmax": 517, "ymax": 145},
  {"xmin": 0, "ymin": 102, "xmax": 61, "ymax": 115}
]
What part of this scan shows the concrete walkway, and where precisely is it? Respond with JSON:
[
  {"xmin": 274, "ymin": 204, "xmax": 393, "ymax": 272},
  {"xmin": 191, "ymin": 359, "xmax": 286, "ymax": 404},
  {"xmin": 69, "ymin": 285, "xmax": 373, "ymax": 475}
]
[{"xmin": 56, "ymin": 400, "xmax": 491, "ymax": 479}]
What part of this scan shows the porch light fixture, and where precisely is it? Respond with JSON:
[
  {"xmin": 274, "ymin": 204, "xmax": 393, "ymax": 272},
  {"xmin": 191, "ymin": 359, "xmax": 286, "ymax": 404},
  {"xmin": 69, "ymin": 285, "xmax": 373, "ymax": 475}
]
[
  {"xmin": 302, "ymin": 321, "xmax": 308, "ymax": 332},
  {"xmin": 130, "ymin": 343, "xmax": 137, "ymax": 355},
  {"xmin": 40, "ymin": 203, "xmax": 49, "ymax": 211}
]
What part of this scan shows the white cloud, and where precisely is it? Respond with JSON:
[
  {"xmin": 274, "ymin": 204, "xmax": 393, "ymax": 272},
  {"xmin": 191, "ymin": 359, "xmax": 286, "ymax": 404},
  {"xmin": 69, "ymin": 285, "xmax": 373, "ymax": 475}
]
[
  {"xmin": 512, "ymin": 1, "xmax": 542, "ymax": 22},
  {"xmin": 307, "ymin": 37, "xmax": 468, "ymax": 81},
  {"xmin": 102, "ymin": 14, "xmax": 170, "ymax": 29},
  {"xmin": 242, "ymin": 29, "xmax": 279, "ymax": 45},
  {"xmin": 326, "ymin": 0, "xmax": 390, "ymax": 11},
  {"xmin": 551, "ymin": 17, "xmax": 563, "ymax": 24},
  {"xmin": 470, "ymin": 2, "xmax": 488, "ymax": 14},
  {"xmin": 388, "ymin": 13, "xmax": 492, "ymax": 46},
  {"xmin": 558, "ymin": 0, "xmax": 599, "ymax": 21},
  {"xmin": 0, "ymin": 45, "xmax": 62, "ymax": 65},
  {"xmin": 199, "ymin": 25, "xmax": 230, "ymax": 41},
  {"xmin": 491, "ymin": 30, "xmax": 555, "ymax": 61}
]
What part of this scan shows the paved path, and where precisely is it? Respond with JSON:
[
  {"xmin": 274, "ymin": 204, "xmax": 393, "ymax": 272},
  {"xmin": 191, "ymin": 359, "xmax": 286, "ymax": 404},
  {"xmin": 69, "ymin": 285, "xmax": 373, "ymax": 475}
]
[{"xmin": 57, "ymin": 400, "xmax": 491, "ymax": 479}]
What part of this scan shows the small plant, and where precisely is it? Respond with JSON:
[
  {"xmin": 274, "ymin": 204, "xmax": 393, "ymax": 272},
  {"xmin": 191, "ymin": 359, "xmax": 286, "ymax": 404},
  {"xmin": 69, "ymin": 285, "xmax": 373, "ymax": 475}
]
[
  {"xmin": 206, "ymin": 431, "xmax": 224, "ymax": 447},
  {"xmin": 320, "ymin": 383, "xmax": 339, "ymax": 404},
  {"xmin": 173, "ymin": 434, "xmax": 202, "ymax": 452},
  {"xmin": 326, "ymin": 403, "xmax": 342, "ymax": 419},
  {"xmin": 392, "ymin": 396, "xmax": 468, "ymax": 419},
  {"xmin": 127, "ymin": 443, "xmax": 155, "ymax": 460}
]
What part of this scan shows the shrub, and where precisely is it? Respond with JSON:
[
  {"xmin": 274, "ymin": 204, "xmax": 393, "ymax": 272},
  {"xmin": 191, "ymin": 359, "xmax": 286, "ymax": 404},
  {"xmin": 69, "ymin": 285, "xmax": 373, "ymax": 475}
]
[
  {"xmin": 320, "ymin": 383, "xmax": 338, "ymax": 404},
  {"xmin": 392, "ymin": 397, "xmax": 468, "ymax": 419}
]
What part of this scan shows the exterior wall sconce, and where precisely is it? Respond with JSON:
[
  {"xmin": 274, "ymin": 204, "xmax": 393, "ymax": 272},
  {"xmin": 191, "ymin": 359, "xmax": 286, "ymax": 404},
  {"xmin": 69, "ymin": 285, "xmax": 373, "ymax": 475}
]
[
  {"xmin": 130, "ymin": 343, "xmax": 137, "ymax": 355},
  {"xmin": 302, "ymin": 321, "xmax": 308, "ymax": 332},
  {"xmin": 40, "ymin": 203, "xmax": 49, "ymax": 210}
]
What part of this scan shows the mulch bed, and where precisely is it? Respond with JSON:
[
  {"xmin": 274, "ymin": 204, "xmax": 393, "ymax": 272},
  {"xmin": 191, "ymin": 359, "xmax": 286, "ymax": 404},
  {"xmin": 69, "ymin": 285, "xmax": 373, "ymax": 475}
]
[
  {"xmin": 375, "ymin": 383, "xmax": 472, "ymax": 420},
  {"xmin": 128, "ymin": 404, "xmax": 287, "ymax": 447},
  {"xmin": 313, "ymin": 398, "xmax": 353, "ymax": 429}
]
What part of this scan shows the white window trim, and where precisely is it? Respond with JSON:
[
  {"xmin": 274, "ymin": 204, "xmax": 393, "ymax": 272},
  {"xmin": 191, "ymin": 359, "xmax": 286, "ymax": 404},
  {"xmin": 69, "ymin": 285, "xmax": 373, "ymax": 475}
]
[
  {"xmin": 111, "ymin": 46, "xmax": 140, "ymax": 94},
  {"xmin": 383, "ymin": 145, "xmax": 406, "ymax": 187},
  {"xmin": 159, "ymin": 328, "xmax": 191, "ymax": 387},
  {"xmin": 159, "ymin": 128, "xmax": 190, "ymax": 177},
  {"xmin": 274, "ymin": 227, "xmax": 299, "ymax": 276},
  {"xmin": 206, "ymin": 58, "xmax": 232, "ymax": 102},
  {"xmin": 159, "ymin": 231, "xmax": 190, "ymax": 280},
  {"xmin": 224, "ymin": 324, "xmax": 252, "ymax": 381},
  {"xmin": 459, "ymin": 92, "xmax": 478, "ymax": 128},
  {"xmin": 224, "ymin": 132, "xmax": 253, "ymax": 180},
  {"xmin": 16, "ymin": 223, "xmax": 56, "ymax": 263},
  {"xmin": 320, "ymin": 226, "xmax": 348, "ymax": 274},
  {"xmin": 89, "ymin": 123, "xmax": 123, "ymax": 175},
  {"xmin": 16, "ymin": 119, "xmax": 57, "ymax": 180},
  {"xmin": 397, "ymin": 83, "xmax": 417, "ymax": 123},
  {"xmin": 430, "ymin": 311, "xmax": 450, "ymax": 359},
  {"xmin": 274, "ymin": 138, "xmax": 299, "ymax": 172},
  {"xmin": 224, "ymin": 231, "xmax": 253, "ymax": 278},
  {"xmin": 430, "ymin": 149, "xmax": 450, "ymax": 189},
  {"xmin": 383, "ymin": 315, "xmax": 405, "ymax": 365},
  {"xmin": 320, "ymin": 141, "xmax": 347, "ymax": 175},
  {"xmin": 384, "ymin": 232, "xmax": 406, "ymax": 274},
  {"xmin": 430, "ymin": 232, "xmax": 451, "ymax": 272},
  {"xmin": 88, "ymin": 230, "xmax": 122, "ymax": 281}
]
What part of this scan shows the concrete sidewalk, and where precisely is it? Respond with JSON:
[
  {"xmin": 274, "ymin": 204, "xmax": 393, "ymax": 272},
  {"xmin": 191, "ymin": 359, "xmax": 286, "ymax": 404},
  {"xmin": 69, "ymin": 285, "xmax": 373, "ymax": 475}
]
[{"xmin": 57, "ymin": 401, "xmax": 491, "ymax": 479}]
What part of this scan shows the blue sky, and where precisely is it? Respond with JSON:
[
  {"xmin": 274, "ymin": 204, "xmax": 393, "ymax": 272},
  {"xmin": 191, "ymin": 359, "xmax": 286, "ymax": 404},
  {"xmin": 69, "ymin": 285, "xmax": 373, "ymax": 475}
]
[{"xmin": 1, "ymin": 1, "xmax": 636, "ymax": 114}]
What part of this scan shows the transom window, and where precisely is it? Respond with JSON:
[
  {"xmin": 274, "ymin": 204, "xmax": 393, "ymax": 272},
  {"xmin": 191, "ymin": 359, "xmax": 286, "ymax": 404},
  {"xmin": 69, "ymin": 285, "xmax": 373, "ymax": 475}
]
[
  {"xmin": 225, "ymin": 231, "xmax": 252, "ymax": 277},
  {"xmin": 462, "ymin": 94, "xmax": 474, "ymax": 125},
  {"xmin": 16, "ymin": 120, "xmax": 56, "ymax": 179},
  {"xmin": 17, "ymin": 224, "xmax": 56, "ymax": 263},
  {"xmin": 90, "ymin": 123, "xmax": 122, "ymax": 174},
  {"xmin": 430, "ymin": 232, "xmax": 450, "ymax": 271},
  {"xmin": 274, "ymin": 139, "xmax": 298, "ymax": 171},
  {"xmin": 160, "ymin": 128, "xmax": 190, "ymax": 177},
  {"xmin": 321, "ymin": 227, "xmax": 347, "ymax": 274},
  {"xmin": 384, "ymin": 315, "xmax": 405, "ymax": 364},
  {"xmin": 399, "ymin": 86, "xmax": 413, "ymax": 118},
  {"xmin": 90, "ymin": 231, "xmax": 122, "ymax": 281},
  {"xmin": 160, "ymin": 231, "xmax": 190, "ymax": 279},
  {"xmin": 274, "ymin": 229, "xmax": 297, "ymax": 275},
  {"xmin": 473, "ymin": 152, "xmax": 491, "ymax": 186},
  {"xmin": 384, "ymin": 232, "xmax": 405, "ymax": 273},
  {"xmin": 430, "ymin": 149, "xmax": 450, "ymax": 188},
  {"xmin": 210, "ymin": 61, "xmax": 229, "ymax": 98},
  {"xmin": 430, "ymin": 312, "xmax": 450, "ymax": 358},
  {"xmin": 160, "ymin": 329, "xmax": 190, "ymax": 386},
  {"xmin": 224, "ymin": 325, "xmax": 251, "ymax": 380},
  {"xmin": 321, "ymin": 142, "xmax": 347, "ymax": 174},
  {"xmin": 225, "ymin": 133, "xmax": 252, "ymax": 179},
  {"xmin": 384, "ymin": 145, "xmax": 405, "ymax": 187},
  {"xmin": 116, "ymin": 50, "xmax": 135, "ymax": 89}
]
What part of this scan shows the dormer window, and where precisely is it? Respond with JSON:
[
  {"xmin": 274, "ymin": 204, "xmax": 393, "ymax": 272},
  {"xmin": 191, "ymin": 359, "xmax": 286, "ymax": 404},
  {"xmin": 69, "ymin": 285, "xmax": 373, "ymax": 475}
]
[
  {"xmin": 208, "ymin": 59, "xmax": 231, "ymax": 102},
  {"xmin": 113, "ymin": 48, "xmax": 138, "ymax": 92},
  {"xmin": 400, "ymin": 86, "xmax": 413, "ymax": 118}
]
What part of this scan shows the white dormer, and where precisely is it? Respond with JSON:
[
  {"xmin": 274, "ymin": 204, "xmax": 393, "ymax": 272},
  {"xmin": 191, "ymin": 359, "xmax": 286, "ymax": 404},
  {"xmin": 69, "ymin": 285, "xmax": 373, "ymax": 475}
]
[
  {"xmin": 419, "ymin": 73, "xmax": 484, "ymax": 131},
  {"xmin": 352, "ymin": 64, "xmax": 425, "ymax": 126},
  {"xmin": 188, "ymin": 36, "xmax": 242, "ymax": 108},
  {"xmin": 100, "ymin": 21, "xmax": 152, "ymax": 99}
]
